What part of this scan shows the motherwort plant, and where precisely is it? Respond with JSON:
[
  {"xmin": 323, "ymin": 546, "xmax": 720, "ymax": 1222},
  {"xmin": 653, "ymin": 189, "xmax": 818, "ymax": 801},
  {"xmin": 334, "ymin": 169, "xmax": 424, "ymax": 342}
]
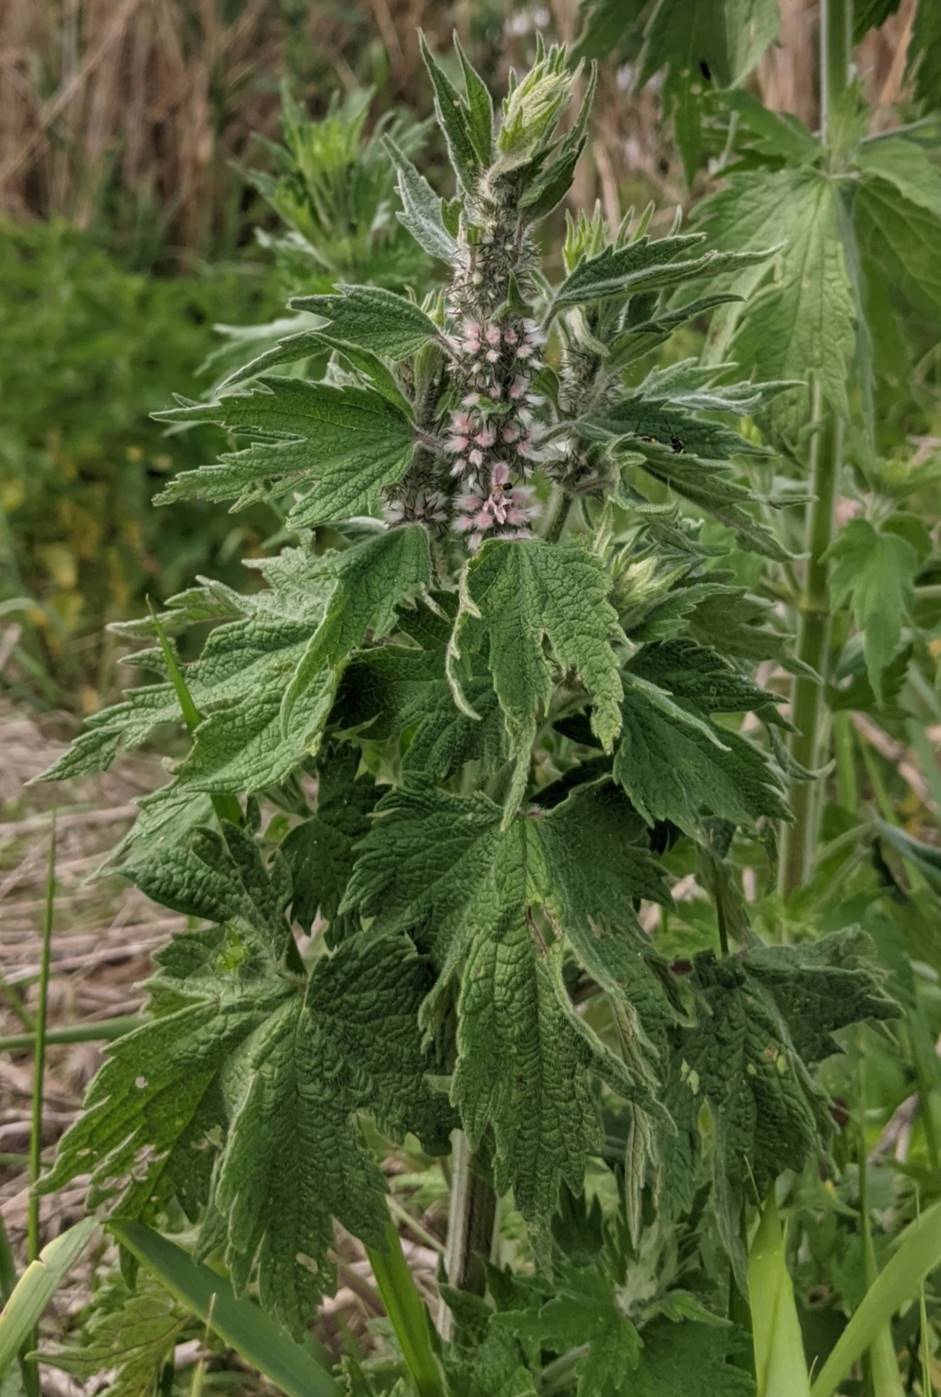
[{"xmin": 36, "ymin": 37, "xmax": 894, "ymax": 1395}]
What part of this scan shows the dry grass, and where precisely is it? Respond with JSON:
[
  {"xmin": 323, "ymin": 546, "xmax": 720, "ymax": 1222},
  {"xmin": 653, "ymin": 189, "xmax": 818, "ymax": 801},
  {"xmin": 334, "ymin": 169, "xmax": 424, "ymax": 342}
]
[{"xmin": 0, "ymin": 0, "xmax": 919, "ymax": 262}]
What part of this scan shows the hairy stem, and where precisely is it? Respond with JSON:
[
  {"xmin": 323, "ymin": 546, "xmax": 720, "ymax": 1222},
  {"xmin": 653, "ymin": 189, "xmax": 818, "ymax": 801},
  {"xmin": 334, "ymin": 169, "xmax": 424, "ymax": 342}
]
[
  {"xmin": 439, "ymin": 1131, "xmax": 498, "ymax": 1335},
  {"xmin": 778, "ymin": 398, "xmax": 842, "ymax": 896},
  {"xmin": 778, "ymin": 0, "xmax": 852, "ymax": 897},
  {"xmin": 821, "ymin": 0, "xmax": 852, "ymax": 140},
  {"xmin": 543, "ymin": 487, "xmax": 573, "ymax": 543}
]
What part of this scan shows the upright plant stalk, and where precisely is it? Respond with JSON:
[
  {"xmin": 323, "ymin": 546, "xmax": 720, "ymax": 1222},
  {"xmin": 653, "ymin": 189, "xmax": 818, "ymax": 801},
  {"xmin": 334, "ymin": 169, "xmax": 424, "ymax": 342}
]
[
  {"xmin": 778, "ymin": 0, "xmax": 852, "ymax": 897},
  {"xmin": 778, "ymin": 398, "xmax": 842, "ymax": 895},
  {"xmin": 27, "ymin": 810, "xmax": 56, "ymax": 1263},
  {"xmin": 20, "ymin": 809, "xmax": 56, "ymax": 1397},
  {"xmin": 442, "ymin": 1132, "xmax": 498, "ymax": 1313}
]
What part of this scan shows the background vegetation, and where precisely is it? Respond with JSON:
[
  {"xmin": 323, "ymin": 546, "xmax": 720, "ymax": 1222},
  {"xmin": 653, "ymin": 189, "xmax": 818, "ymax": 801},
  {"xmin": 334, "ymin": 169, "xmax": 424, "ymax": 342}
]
[{"xmin": 1, "ymin": 2, "xmax": 940, "ymax": 1395}]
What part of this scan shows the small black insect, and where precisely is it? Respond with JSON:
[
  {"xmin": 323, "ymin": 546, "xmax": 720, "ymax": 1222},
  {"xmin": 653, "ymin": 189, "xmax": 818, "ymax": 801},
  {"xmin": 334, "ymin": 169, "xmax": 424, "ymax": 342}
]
[
  {"xmin": 699, "ymin": 60, "xmax": 712, "ymax": 82},
  {"xmin": 670, "ymin": 436, "xmax": 685, "ymax": 453}
]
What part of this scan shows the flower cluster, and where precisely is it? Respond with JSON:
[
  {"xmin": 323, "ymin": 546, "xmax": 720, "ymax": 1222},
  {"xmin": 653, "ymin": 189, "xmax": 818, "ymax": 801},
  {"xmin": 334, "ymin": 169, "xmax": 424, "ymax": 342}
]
[
  {"xmin": 383, "ymin": 487, "xmax": 449, "ymax": 528},
  {"xmin": 445, "ymin": 315, "xmax": 548, "ymax": 550}
]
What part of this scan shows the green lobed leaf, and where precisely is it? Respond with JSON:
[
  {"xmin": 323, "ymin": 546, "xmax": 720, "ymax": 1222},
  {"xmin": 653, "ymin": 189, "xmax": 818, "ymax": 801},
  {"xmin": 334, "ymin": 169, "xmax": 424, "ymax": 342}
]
[
  {"xmin": 637, "ymin": 0, "xmax": 779, "ymax": 179},
  {"xmin": 382, "ymin": 132, "xmax": 458, "ymax": 264},
  {"xmin": 857, "ymin": 136, "xmax": 941, "ymax": 221},
  {"xmin": 154, "ymin": 377, "xmax": 415, "ymax": 526},
  {"xmin": 335, "ymin": 642, "xmax": 509, "ymax": 782},
  {"xmin": 42, "ymin": 822, "xmax": 447, "ymax": 1336},
  {"xmin": 288, "ymin": 284, "xmax": 441, "ymax": 360},
  {"xmin": 344, "ymin": 781, "xmax": 673, "ymax": 1232},
  {"xmin": 419, "ymin": 32, "xmax": 481, "ymax": 193},
  {"xmin": 448, "ymin": 539, "xmax": 625, "ymax": 816},
  {"xmin": 694, "ymin": 168, "xmax": 857, "ymax": 443},
  {"xmin": 282, "ymin": 746, "xmax": 380, "ymax": 933},
  {"xmin": 449, "ymin": 829, "xmax": 607, "ymax": 1228},
  {"xmin": 855, "ymin": 170, "xmax": 941, "ymax": 317},
  {"xmin": 631, "ymin": 1317, "xmax": 756, "ymax": 1395},
  {"xmin": 612, "ymin": 656, "xmax": 790, "ymax": 831},
  {"xmin": 497, "ymin": 1265, "xmax": 642, "ymax": 1397},
  {"xmin": 37, "ymin": 1272, "xmax": 185, "ymax": 1395},
  {"xmin": 281, "ymin": 524, "xmax": 433, "ymax": 730},
  {"xmin": 825, "ymin": 518, "xmax": 918, "ymax": 703},
  {"xmin": 623, "ymin": 443, "xmax": 794, "ymax": 561},
  {"xmin": 216, "ymin": 932, "xmax": 449, "ymax": 1337},
  {"xmin": 659, "ymin": 936, "xmax": 894, "ymax": 1283}
]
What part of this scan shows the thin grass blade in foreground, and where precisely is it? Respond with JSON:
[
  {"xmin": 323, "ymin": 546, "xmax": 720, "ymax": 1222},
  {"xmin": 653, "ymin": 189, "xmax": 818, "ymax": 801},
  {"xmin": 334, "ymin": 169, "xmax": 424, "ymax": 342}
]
[
  {"xmin": 0, "ymin": 1219, "xmax": 97, "ymax": 1377},
  {"xmin": 811, "ymin": 1199, "xmax": 941, "ymax": 1397},
  {"xmin": 110, "ymin": 1220, "xmax": 342, "ymax": 1397},
  {"xmin": 367, "ymin": 1221, "xmax": 446, "ymax": 1397},
  {"xmin": 748, "ymin": 1193, "xmax": 812, "ymax": 1397}
]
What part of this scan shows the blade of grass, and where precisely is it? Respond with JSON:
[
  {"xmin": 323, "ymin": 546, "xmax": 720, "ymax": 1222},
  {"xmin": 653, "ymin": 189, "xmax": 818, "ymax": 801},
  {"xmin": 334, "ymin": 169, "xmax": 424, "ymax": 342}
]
[
  {"xmin": 367, "ymin": 1221, "xmax": 446, "ymax": 1397},
  {"xmin": 811, "ymin": 1199, "xmax": 941, "ymax": 1397},
  {"xmin": 0, "ymin": 1218, "xmax": 97, "ymax": 1377},
  {"xmin": 109, "ymin": 1220, "xmax": 341, "ymax": 1397},
  {"xmin": 0, "ymin": 1015, "xmax": 141, "ymax": 1054},
  {"xmin": 919, "ymin": 1283, "xmax": 931, "ymax": 1397},
  {"xmin": 18, "ymin": 808, "xmax": 58, "ymax": 1397},
  {"xmin": 857, "ymin": 1041, "xmax": 905, "ymax": 1396},
  {"xmin": 748, "ymin": 1192, "xmax": 812, "ymax": 1397},
  {"xmin": 27, "ymin": 807, "xmax": 56, "ymax": 1261}
]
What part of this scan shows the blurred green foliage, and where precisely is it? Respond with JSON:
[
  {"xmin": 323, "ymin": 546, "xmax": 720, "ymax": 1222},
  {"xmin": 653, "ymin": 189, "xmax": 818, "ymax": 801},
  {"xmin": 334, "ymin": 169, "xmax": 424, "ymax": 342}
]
[{"xmin": 0, "ymin": 221, "xmax": 278, "ymax": 706}]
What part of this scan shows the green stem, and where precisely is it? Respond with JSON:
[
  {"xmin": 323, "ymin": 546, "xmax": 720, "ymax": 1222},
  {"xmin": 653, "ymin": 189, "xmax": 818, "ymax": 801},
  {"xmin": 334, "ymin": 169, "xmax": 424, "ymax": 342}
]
[
  {"xmin": 779, "ymin": 0, "xmax": 853, "ymax": 897},
  {"xmin": 778, "ymin": 393, "xmax": 842, "ymax": 897},
  {"xmin": 367, "ymin": 1221, "xmax": 445, "ymax": 1397},
  {"xmin": 0, "ymin": 1015, "xmax": 141, "ymax": 1054},
  {"xmin": 440, "ymin": 1131, "xmax": 498, "ymax": 1335},
  {"xmin": 27, "ymin": 811, "xmax": 56, "ymax": 1264},
  {"xmin": 832, "ymin": 712, "xmax": 857, "ymax": 812},
  {"xmin": 822, "ymin": 0, "xmax": 852, "ymax": 143},
  {"xmin": 543, "ymin": 488, "xmax": 573, "ymax": 544}
]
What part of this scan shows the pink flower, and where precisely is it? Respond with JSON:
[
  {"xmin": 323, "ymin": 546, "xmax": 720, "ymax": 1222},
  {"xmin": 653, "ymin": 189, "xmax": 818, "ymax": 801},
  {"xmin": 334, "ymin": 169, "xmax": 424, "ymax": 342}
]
[
  {"xmin": 502, "ymin": 423, "xmax": 521, "ymax": 443},
  {"xmin": 447, "ymin": 435, "xmax": 469, "ymax": 454},
  {"xmin": 469, "ymin": 448, "xmax": 484, "ymax": 466},
  {"xmin": 475, "ymin": 426, "xmax": 497, "ymax": 447},
  {"xmin": 485, "ymin": 324, "xmax": 502, "ymax": 346},
  {"xmin": 457, "ymin": 493, "xmax": 483, "ymax": 510},
  {"xmin": 485, "ymin": 349, "xmax": 500, "ymax": 364},
  {"xmin": 474, "ymin": 510, "xmax": 494, "ymax": 530},
  {"xmin": 491, "ymin": 462, "xmax": 511, "ymax": 486}
]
